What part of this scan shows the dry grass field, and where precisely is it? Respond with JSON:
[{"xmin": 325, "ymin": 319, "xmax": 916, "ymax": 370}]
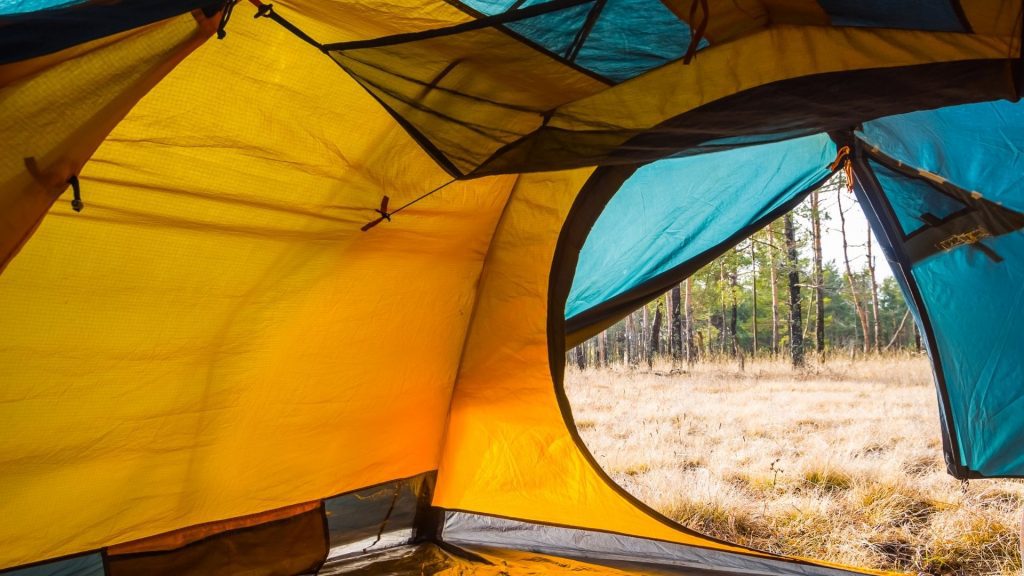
[{"xmin": 565, "ymin": 356, "xmax": 1024, "ymax": 575}]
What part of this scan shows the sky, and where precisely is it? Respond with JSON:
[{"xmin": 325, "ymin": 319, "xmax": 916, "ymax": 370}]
[{"xmin": 809, "ymin": 174, "xmax": 894, "ymax": 280}]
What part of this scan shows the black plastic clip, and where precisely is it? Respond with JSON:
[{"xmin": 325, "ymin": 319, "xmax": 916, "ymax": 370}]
[
  {"xmin": 253, "ymin": 1, "xmax": 273, "ymax": 19},
  {"xmin": 216, "ymin": 0, "xmax": 236, "ymax": 39},
  {"xmin": 68, "ymin": 175, "xmax": 83, "ymax": 213},
  {"xmin": 361, "ymin": 196, "xmax": 391, "ymax": 232}
]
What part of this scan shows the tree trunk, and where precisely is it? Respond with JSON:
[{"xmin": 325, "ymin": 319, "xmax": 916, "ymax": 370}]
[
  {"xmin": 729, "ymin": 264, "xmax": 739, "ymax": 358},
  {"xmin": 750, "ymin": 240, "xmax": 758, "ymax": 357},
  {"xmin": 785, "ymin": 213, "xmax": 804, "ymax": 368},
  {"xmin": 574, "ymin": 345, "xmax": 586, "ymax": 370},
  {"xmin": 803, "ymin": 291, "xmax": 814, "ymax": 344},
  {"xmin": 767, "ymin": 224, "xmax": 780, "ymax": 356},
  {"xmin": 685, "ymin": 277, "xmax": 695, "ymax": 365},
  {"xmin": 719, "ymin": 260, "xmax": 727, "ymax": 356},
  {"xmin": 867, "ymin": 228, "xmax": 881, "ymax": 354},
  {"xmin": 626, "ymin": 311, "xmax": 639, "ymax": 366},
  {"xmin": 812, "ymin": 189, "xmax": 826, "ymax": 354},
  {"xmin": 648, "ymin": 301, "xmax": 663, "ymax": 368},
  {"xmin": 885, "ymin": 310, "xmax": 911, "ymax": 351},
  {"xmin": 615, "ymin": 322, "xmax": 626, "ymax": 364},
  {"xmin": 664, "ymin": 289, "xmax": 674, "ymax": 358},
  {"xmin": 708, "ymin": 311, "xmax": 715, "ymax": 359},
  {"xmin": 598, "ymin": 330, "xmax": 607, "ymax": 367},
  {"xmin": 671, "ymin": 284, "xmax": 683, "ymax": 364},
  {"xmin": 641, "ymin": 305, "xmax": 649, "ymax": 363},
  {"xmin": 837, "ymin": 186, "xmax": 870, "ymax": 354}
]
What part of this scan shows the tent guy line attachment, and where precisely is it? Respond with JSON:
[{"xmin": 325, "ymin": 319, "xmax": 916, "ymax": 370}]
[
  {"xmin": 361, "ymin": 178, "xmax": 457, "ymax": 232},
  {"xmin": 216, "ymin": 0, "xmax": 237, "ymax": 40},
  {"xmin": 249, "ymin": 0, "xmax": 327, "ymax": 53},
  {"xmin": 68, "ymin": 176, "xmax": 83, "ymax": 213},
  {"xmin": 361, "ymin": 196, "xmax": 391, "ymax": 232},
  {"xmin": 828, "ymin": 144, "xmax": 855, "ymax": 190},
  {"xmin": 23, "ymin": 157, "xmax": 83, "ymax": 213}
]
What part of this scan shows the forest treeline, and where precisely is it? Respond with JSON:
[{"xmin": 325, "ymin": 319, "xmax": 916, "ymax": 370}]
[{"xmin": 570, "ymin": 175, "xmax": 921, "ymax": 369}]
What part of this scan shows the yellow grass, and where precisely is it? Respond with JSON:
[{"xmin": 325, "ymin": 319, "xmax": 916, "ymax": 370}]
[{"xmin": 565, "ymin": 356, "xmax": 1024, "ymax": 575}]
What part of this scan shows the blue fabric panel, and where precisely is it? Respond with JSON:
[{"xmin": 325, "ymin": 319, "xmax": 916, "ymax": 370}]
[
  {"xmin": 459, "ymin": 0, "xmax": 705, "ymax": 82},
  {"xmin": 461, "ymin": 0, "xmax": 560, "ymax": 15},
  {"xmin": 860, "ymin": 99, "xmax": 1024, "ymax": 213},
  {"xmin": 459, "ymin": 0, "xmax": 524, "ymax": 14},
  {"xmin": 2, "ymin": 554, "xmax": 104, "ymax": 576},
  {"xmin": 574, "ymin": 0, "xmax": 706, "ymax": 82},
  {"xmin": 460, "ymin": 0, "xmax": 593, "ymax": 57},
  {"xmin": 503, "ymin": 1, "xmax": 595, "ymax": 60},
  {"xmin": 869, "ymin": 160, "xmax": 966, "ymax": 236},
  {"xmin": 0, "ymin": 0, "xmax": 208, "ymax": 64},
  {"xmin": 818, "ymin": 0, "xmax": 966, "ymax": 31},
  {"xmin": 913, "ymin": 232, "xmax": 1024, "ymax": 476},
  {"xmin": 0, "ymin": 0, "xmax": 83, "ymax": 15},
  {"xmin": 566, "ymin": 133, "xmax": 835, "ymax": 319}
]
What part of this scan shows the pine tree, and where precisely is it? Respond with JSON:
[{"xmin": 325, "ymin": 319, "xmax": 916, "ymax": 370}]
[
  {"xmin": 811, "ymin": 188, "xmax": 825, "ymax": 354},
  {"xmin": 785, "ymin": 213, "xmax": 804, "ymax": 367}
]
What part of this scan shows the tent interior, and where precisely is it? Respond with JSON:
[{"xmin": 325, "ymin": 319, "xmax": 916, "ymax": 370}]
[{"xmin": 2, "ymin": 0, "xmax": 1024, "ymax": 574}]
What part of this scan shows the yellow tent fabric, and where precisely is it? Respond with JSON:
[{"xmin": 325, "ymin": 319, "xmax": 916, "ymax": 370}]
[
  {"xmin": 0, "ymin": 6, "xmax": 514, "ymax": 566},
  {"xmin": 0, "ymin": 10, "xmax": 217, "ymax": 272},
  {"xmin": 0, "ymin": 0, "xmax": 1021, "ymax": 574},
  {"xmin": 434, "ymin": 167, "xmax": 756, "ymax": 547}
]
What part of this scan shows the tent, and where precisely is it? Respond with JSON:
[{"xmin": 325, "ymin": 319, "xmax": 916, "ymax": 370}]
[{"xmin": 2, "ymin": 0, "xmax": 1023, "ymax": 574}]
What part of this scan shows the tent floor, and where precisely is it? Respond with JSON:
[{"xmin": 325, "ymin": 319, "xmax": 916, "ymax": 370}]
[{"xmin": 320, "ymin": 541, "xmax": 767, "ymax": 576}]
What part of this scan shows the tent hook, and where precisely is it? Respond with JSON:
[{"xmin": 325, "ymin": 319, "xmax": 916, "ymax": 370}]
[
  {"xmin": 67, "ymin": 175, "xmax": 83, "ymax": 213},
  {"xmin": 216, "ymin": 0, "xmax": 237, "ymax": 39}
]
